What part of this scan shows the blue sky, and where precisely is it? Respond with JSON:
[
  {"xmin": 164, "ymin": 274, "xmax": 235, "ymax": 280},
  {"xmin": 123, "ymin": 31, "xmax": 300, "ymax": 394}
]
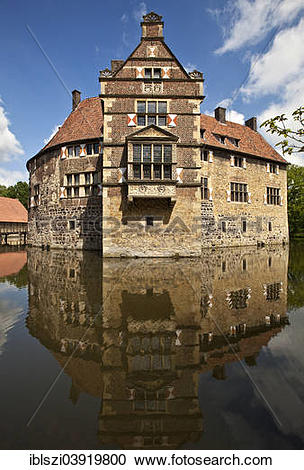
[{"xmin": 1, "ymin": 0, "xmax": 304, "ymax": 186}]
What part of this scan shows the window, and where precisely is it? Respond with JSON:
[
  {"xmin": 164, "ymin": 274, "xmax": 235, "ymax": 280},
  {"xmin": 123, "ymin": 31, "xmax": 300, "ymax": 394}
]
[
  {"xmin": 64, "ymin": 172, "xmax": 100, "ymax": 198},
  {"xmin": 242, "ymin": 220, "xmax": 247, "ymax": 232},
  {"xmin": 231, "ymin": 182, "xmax": 248, "ymax": 202},
  {"xmin": 201, "ymin": 150, "xmax": 208, "ymax": 161},
  {"xmin": 69, "ymin": 220, "xmax": 75, "ymax": 230},
  {"xmin": 228, "ymin": 288, "xmax": 250, "ymax": 309},
  {"xmin": 242, "ymin": 259, "xmax": 247, "ymax": 270},
  {"xmin": 269, "ymin": 221, "xmax": 272, "ymax": 231},
  {"xmin": 144, "ymin": 68, "xmax": 162, "ymax": 79},
  {"xmin": 136, "ymin": 101, "xmax": 168, "ymax": 127},
  {"xmin": 201, "ymin": 177, "xmax": 208, "ymax": 200},
  {"xmin": 228, "ymin": 137, "xmax": 239, "ymax": 147},
  {"xmin": 34, "ymin": 184, "xmax": 40, "ymax": 205},
  {"xmin": 222, "ymin": 221, "xmax": 227, "ymax": 233},
  {"xmin": 75, "ymin": 145, "xmax": 80, "ymax": 157},
  {"xmin": 146, "ymin": 217, "xmax": 154, "ymax": 226},
  {"xmin": 200, "ymin": 129, "xmax": 205, "ymax": 139},
  {"xmin": 132, "ymin": 143, "xmax": 173, "ymax": 180},
  {"xmin": 93, "ymin": 142, "xmax": 100, "ymax": 154},
  {"xmin": 266, "ymin": 283, "xmax": 281, "ymax": 301},
  {"xmin": 234, "ymin": 157, "xmax": 243, "ymax": 167},
  {"xmin": 68, "ymin": 146, "xmax": 74, "ymax": 157},
  {"xmin": 214, "ymin": 134, "xmax": 226, "ymax": 144},
  {"xmin": 267, "ymin": 187, "xmax": 280, "ymax": 205},
  {"xmin": 144, "ymin": 68, "xmax": 152, "ymax": 78},
  {"xmin": 86, "ymin": 143, "xmax": 93, "ymax": 155},
  {"xmin": 269, "ymin": 163, "xmax": 276, "ymax": 173}
]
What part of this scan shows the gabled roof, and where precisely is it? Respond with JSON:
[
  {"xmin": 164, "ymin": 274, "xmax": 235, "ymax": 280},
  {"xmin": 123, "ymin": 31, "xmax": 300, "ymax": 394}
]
[
  {"xmin": 201, "ymin": 114, "xmax": 287, "ymax": 164},
  {"xmin": 126, "ymin": 124, "xmax": 179, "ymax": 140},
  {"xmin": 41, "ymin": 97, "xmax": 102, "ymax": 154},
  {"xmin": 0, "ymin": 197, "xmax": 28, "ymax": 223}
]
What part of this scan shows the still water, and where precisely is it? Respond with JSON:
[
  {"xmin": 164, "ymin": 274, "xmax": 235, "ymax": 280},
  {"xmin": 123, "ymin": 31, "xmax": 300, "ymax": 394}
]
[{"xmin": 0, "ymin": 244, "xmax": 304, "ymax": 450}]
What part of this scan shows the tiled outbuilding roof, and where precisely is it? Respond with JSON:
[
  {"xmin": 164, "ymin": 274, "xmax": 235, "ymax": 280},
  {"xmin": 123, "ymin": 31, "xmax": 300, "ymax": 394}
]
[
  {"xmin": 0, "ymin": 197, "xmax": 28, "ymax": 223},
  {"xmin": 43, "ymin": 97, "xmax": 103, "ymax": 151},
  {"xmin": 200, "ymin": 114, "xmax": 287, "ymax": 164}
]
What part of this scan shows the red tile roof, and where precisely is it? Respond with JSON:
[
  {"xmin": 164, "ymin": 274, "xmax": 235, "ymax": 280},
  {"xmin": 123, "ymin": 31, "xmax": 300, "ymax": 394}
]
[
  {"xmin": 0, "ymin": 197, "xmax": 28, "ymax": 223},
  {"xmin": 43, "ymin": 97, "xmax": 103, "ymax": 151},
  {"xmin": 200, "ymin": 114, "xmax": 287, "ymax": 164},
  {"xmin": 28, "ymin": 96, "xmax": 287, "ymax": 165},
  {"xmin": 0, "ymin": 251, "xmax": 27, "ymax": 277}
]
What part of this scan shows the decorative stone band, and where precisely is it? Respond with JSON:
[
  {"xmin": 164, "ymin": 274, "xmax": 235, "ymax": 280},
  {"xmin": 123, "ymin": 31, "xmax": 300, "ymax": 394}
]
[
  {"xmin": 60, "ymin": 187, "xmax": 67, "ymax": 199},
  {"xmin": 176, "ymin": 168, "xmax": 183, "ymax": 183},
  {"xmin": 147, "ymin": 46, "xmax": 157, "ymax": 57},
  {"xmin": 128, "ymin": 183, "xmax": 176, "ymax": 201},
  {"xmin": 30, "ymin": 196, "xmax": 35, "ymax": 208},
  {"xmin": 208, "ymin": 187, "xmax": 213, "ymax": 201},
  {"xmin": 248, "ymin": 192, "xmax": 252, "ymax": 203},
  {"xmin": 135, "ymin": 66, "xmax": 170, "ymax": 79},
  {"xmin": 119, "ymin": 168, "xmax": 127, "ymax": 183},
  {"xmin": 208, "ymin": 150, "xmax": 213, "ymax": 163},
  {"xmin": 276, "ymin": 164, "xmax": 279, "ymax": 175},
  {"xmin": 168, "ymin": 114, "xmax": 177, "ymax": 127},
  {"xmin": 242, "ymin": 157, "xmax": 246, "ymax": 169},
  {"xmin": 127, "ymin": 114, "xmax": 137, "ymax": 126},
  {"xmin": 230, "ymin": 155, "xmax": 234, "ymax": 167},
  {"xmin": 266, "ymin": 162, "xmax": 270, "ymax": 173},
  {"xmin": 226, "ymin": 189, "xmax": 231, "ymax": 202},
  {"xmin": 60, "ymin": 146, "xmax": 68, "ymax": 160},
  {"xmin": 80, "ymin": 144, "xmax": 86, "ymax": 157}
]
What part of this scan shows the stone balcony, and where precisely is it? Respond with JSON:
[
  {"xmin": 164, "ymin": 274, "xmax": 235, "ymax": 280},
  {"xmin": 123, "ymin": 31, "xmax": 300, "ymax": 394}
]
[{"xmin": 127, "ymin": 182, "xmax": 176, "ymax": 202}]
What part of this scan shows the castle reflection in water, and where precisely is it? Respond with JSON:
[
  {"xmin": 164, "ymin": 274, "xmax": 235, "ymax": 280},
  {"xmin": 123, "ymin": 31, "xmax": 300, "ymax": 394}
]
[{"xmin": 26, "ymin": 245, "xmax": 289, "ymax": 449}]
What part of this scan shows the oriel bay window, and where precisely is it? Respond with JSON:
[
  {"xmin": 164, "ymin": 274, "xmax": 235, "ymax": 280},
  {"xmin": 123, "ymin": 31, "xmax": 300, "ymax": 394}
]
[
  {"xmin": 132, "ymin": 143, "xmax": 172, "ymax": 180},
  {"xmin": 137, "ymin": 101, "xmax": 167, "ymax": 127}
]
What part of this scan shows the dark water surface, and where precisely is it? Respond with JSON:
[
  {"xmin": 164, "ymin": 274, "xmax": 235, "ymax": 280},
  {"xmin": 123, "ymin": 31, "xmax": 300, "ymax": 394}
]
[{"xmin": 0, "ymin": 244, "xmax": 304, "ymax": 450}]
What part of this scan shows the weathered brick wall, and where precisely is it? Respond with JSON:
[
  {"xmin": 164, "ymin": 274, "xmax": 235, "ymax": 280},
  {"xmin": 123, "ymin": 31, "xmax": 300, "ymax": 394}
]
[
  {"xmin": 28, "ymin": 150, "xmax": 102, "ymax": 250},
  {"xmin": 200, "ymin": 151, "xmax": 288, "ymax": 247}
]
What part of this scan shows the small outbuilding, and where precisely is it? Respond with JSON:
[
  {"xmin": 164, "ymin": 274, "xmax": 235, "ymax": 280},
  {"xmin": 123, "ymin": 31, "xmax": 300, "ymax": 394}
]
[{"xmin": 0, "ymin": 197, "xmax": 28, "ymax": 245}]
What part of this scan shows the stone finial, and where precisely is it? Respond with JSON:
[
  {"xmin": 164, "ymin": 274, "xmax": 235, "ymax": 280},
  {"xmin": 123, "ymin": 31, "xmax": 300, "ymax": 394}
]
[{"xmin": 141, "ymin": 11, "xmax": 164, "ymax": 38}]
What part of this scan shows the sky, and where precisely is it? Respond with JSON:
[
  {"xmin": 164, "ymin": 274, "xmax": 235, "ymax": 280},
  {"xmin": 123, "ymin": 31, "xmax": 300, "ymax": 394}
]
[{"xmin": 0, "ymin": 0, "xmax": 304, "ymax": 186}]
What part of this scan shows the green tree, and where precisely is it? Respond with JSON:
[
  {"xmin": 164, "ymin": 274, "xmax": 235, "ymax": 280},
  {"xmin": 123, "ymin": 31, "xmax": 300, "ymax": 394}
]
[
  {"xmin": 287, "ymin": 165, "xmax": 304, "ymax": 236},
  {"xmin": 261, "ymin": 105, "xmax": 304, "ymax": 155},
  {"xmin": 0, "ymin": 181, "xmax": 29, "ymax": 208}
]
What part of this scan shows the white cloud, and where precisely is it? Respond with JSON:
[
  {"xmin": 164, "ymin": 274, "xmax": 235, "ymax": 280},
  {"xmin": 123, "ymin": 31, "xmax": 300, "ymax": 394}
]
[
  {"xmin": 133, "ymin": 2, "xmax": 147, "ymax": 23},
  {"xmin": 0, "ymin": 102, "xmax": 24, "ymax": 162},
  {"xmin": 0, "ymin": 168, "xmax": 28, "ymax": 186},
  {"xmin": 121, "ymin": 13, "xmax": 128, "ymax": 24},
  {"xmin": 43, "ymin": 124, "xmax": 60, "ymax": 145},
  {"xmin": 213, "ymin": 0, "xmax": 304, "ymax": 54},
  {"xmin": 227, "ymin": 109, "xmax": 245, "ymax": 124},
  {"xmin": 241, "ymin": 17, "xmax": 304, "ymax": 98}
]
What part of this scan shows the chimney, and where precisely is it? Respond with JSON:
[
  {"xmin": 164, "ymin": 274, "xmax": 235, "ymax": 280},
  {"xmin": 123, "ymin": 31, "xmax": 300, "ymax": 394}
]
[
  {"xmin": 245, "ymin": 117, "xmax": 257, "ymax": 131},
  {"xmin": 141, "ymin": 11, "xmax": 164, "ymax": 39},
  {"xmin": 215, "ymin": 107, "xmax": 226, "ymax": 123},
  {"xmin": 72, "ymin": 90, "xmax": 81, "ymax": 111},
  {"xmin": 111, "ymin": 60, "xmax": 124, "ymax": 73}
]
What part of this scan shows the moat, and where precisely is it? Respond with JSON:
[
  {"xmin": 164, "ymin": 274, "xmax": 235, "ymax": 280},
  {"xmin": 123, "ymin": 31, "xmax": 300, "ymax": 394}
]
[{"xmin": 0, "ymin": 243, "xmax": 304, "ymax": 449}]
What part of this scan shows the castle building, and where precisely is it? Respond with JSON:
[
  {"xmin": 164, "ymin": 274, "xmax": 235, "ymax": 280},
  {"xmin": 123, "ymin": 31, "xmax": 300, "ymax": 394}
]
[{"xmin": 26, "ymin": 12, "xmax": 288, "ymax": 256}]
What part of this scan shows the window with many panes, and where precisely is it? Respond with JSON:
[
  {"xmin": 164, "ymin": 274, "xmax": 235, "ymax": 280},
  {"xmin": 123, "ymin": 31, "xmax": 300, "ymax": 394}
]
[
  {"xmin": 201, "ymin": 177, "xmax": 208, "ymax": 200},
  {"xmin": 228, "ymin": 288, "xmax": 250, "ymax": 309},
  {"xmin": 64, "ymin": 172, "xmax": 100, "ymax": 198},
  {"xmin": 269, "ymin": 163, "xmax": 276, "ymax": 173},
  {"xmin": 230, "ymin": 182, "xmax": 248, "ymax": 202},
  {"xmin": 137, "ymin": 101, "xmax": 167, "ymax": 127},
  {"xmin": 132, "ymin": 143, "xmax": 172, "ymax": 180},
  {"xmin": 266, "ymin": 283, "xmax": 281, "ymax": 301},
  {"xmin": 267, "ymin": 187, "xmax": 280, "ymax": 205},
  {"xmin": 67, "ymin": 142, "xmax": 101, "ymax": 158}
]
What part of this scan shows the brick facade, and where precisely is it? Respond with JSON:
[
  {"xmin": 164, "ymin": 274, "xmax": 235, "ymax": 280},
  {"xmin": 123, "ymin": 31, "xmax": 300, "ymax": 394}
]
[{"xmin": 26, "ymin": 11, "xmax": 288, "ymax": 256}]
